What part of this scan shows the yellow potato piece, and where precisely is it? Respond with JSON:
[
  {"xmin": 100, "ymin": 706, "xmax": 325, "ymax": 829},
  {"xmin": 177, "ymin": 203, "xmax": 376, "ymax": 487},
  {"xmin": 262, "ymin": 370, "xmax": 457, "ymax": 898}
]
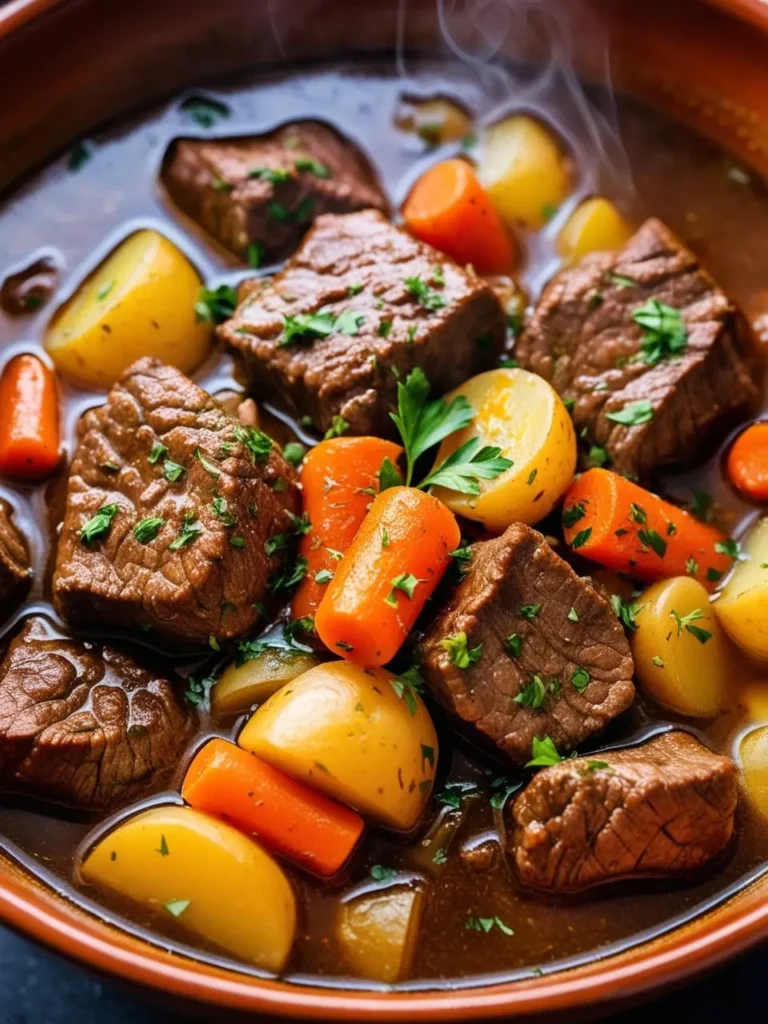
[
  {"xmin": 632, "ymin": 577, "xmax": 729, "ymax": 717},
  {"xmin": 432, "ymin": 368, "xmax": 577, "ymax": 531},
  {"xmin": 738, "ymin": 677, "xmax": 768, "ymax": 724},
  {"xmin": 336, "ymin": 885, "xmax": 425, "ymax": 983},
  {"xmin": 557, "ymin": 197, "xmax": 633, "ymax": 263},
  {"xmin": 478, "ymin": 115, "xmax": 572, "ymax": 230},
  {"xmin": 212, "ymin": 648, "xmax": 318, "ymax": 716},
  {"xmin": 738, "ymin": 726, "xmax": 768, "ymax": 820},
  {"xmin": 714, "ymin": 517, "xmax": 768, "ymax": 661},
  {"xmin": 46, "ymin": 229, "xmax": 211, "ymax": 388},
  {"xmin": 238, "ymin": 662, "xmax": 438, "ymax": 831},
  {"xmin": 398, "ymin": 97, "xmax": 473, "ymax": 146},
  {"xmin": 79, "ymin": 805, "xmax": 296, "ymax": 970}
]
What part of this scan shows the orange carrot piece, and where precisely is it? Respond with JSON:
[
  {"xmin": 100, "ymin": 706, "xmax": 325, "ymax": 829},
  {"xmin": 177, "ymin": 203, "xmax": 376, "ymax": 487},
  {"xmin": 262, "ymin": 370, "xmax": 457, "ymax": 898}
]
[
  {"xmin": 315, "ymin": 486, "xmax": 461, "ymax": 666},
  {"xmin": 292, "ymin": 437, "xmax": 403, "ymax": 621},
  {"xmin": 562, "ymin": 468, "xmax": 733, "ymax": 592},
  {"xmin": 182, "ymin": 738, "xmax": 364, "ymax": 877},
  {"xmin": 0, "ymin": 353, "xmax": 60, "ymax": 479},
  {"xmin": 727, "ymin": 422, "xmax": 768, "ymax": 501},
  {"xmin": 402, "ymin": 159, "xmax": 516, "ymax": 274}
]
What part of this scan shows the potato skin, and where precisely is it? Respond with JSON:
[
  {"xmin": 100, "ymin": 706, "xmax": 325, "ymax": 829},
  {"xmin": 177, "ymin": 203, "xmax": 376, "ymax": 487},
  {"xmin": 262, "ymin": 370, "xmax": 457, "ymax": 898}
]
[
  {"xmin": 79, "ymin": 805, "xmax": 296, "ymax": 970},
  {"xmin": 478, "ymin": 115, "xmax": 572, "ymax": 230},
  {"xmin": 336, "ymin": 885, "xmax": 425, "ymax": 982},
  {"xmin": 714, "ymin": 517, "xmax": 768, "ymax": 661},
  {"xmin": 432, "ymin": 368, "xmax": 577, "ymax": 532},
  {"xmin": 739, "ymin": 726, "xmax": 768, "ymax": 820},
  {"xmin": 238, "ymin": 661, "xmax": 438, "ymax": 831},
  {"xmin": 632, "ymin": 576, "xmax": 729, "ymax": 717},
  {"xmin": 46, "ymin": 229, "xmax": 211, "ymax": 388},
  {"xmin": 212, "ymin": 649, "xmax": 318, "ymax": 716},
  {"xmin": 557, "ymin": 197, "xmax": 633, "ymax": 263}
]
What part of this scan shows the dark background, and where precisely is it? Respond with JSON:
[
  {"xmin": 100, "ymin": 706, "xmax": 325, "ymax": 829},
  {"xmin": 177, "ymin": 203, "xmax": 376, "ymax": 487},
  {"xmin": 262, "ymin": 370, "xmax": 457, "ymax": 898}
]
[{"xmin": 0, "ymin": 925, "xmax": 763, "ymax": 1022}]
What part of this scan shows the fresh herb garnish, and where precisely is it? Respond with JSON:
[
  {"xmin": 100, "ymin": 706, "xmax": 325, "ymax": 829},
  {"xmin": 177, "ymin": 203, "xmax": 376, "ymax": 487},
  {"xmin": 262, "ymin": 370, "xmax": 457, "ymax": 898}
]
[
  {"xmin": 164, "ymin": 899, "xmax": 191, "ymax": 918},
  {"xmin": 419, "ymin": 437, "xmax": 512, "ymax": 495},
  {"xmin": 690, "ymin": 489, "xmax": 714, "ymax": 523},
  {"xmin": 605, "ymin": 399, "xmax": 654, "ymax": 426},
  {"xmin": 570, "ymin": 527, "xmax": 593, "ymax": 550},
  {"xmin": 96, "ymin": 280, "xmax": 115, "ymax": 301},
  {"xmin": 324, "ymin": 415, "xmax": 349, "ymax": 439},
  {"xmin": 610, "ymin": 594, "xmax": 641, "ymax": 630},
  {"xmin": 671, "ymin": 608, "xmax": 712, "ymax": 644},
  {"xmin": 588, "ymin": 445, "xmax": 610, "ymax": 467},
  {"xmin": 148, "ymin": 441, "xmax": 169, "ymax": 464},
  {"xmin": 638, "ymin": 528, "xmax": 667, "ymax": 558},
  {"xmin": 506, "ymin": 633, "xmax": 523, "ymax": 658},
  {"xmin": 246, "ymin": 241, "xmax": 265, "ymax": 268},
  {"xmin": 68, "ymin": 139, "xmax": 93, "ymax": 171},
  {"xmin": 526, "ymin": 735, "xmax": 563, "ymax": 768},
  {"xmin": 195, "ymin": 284, "xmax": 237, "ymax": 324},
  {"xmin": 562, "ymin": 501, "xmax": 586, "ymax": 528},
  {"xmin": 315, "ymin": 569, "xmax": 333, "ymax": 584},
  {"xmin": 133, "ymin": 517, "xmax": 165, "ymax": 544},
  {"xmin": 686, "ymin": 557, "xmax": 699, "ymax": 576},
  {"xmin": 631, "ymin": 299, "xmax": 688, "ymax": 365},
  {"xmin": 295, "ymin": 157, "xmax": 331, "ymax": 178},
  {"xmin": 406, "ymin": 275, "xmax": 446, "ymax": 312},
  {"xmin": 567, "ymin": 607, "xmax": 580, "ymax": 622},
  {"xmin": 183, "ymin": 674, "xmax": 215, "ymax": 709},
  {"xmin": 715, "ymin": 538, "xmax": 742, "ymax": 559},
  {"xmin": 248, "ymin": 165, "xmax": 291, "ymax": 184},
  {"xmin": 513, "ymin": 675, "xmax": 547, "ymax": 709},
  {"xmin": 440, "ymin": 631, "xmax": 483, "ymax": 669},
  {"xmin": 234, "ymin": 424, "xmax": 273, "ymax": 464},
  {"xmin": 80, "ymin": 504, "xmax": 119, "ymax": 545},
  {"xmin": 378, "ymin": 457, "xmax": 403, "ymax": 491},
  {"xmin": 163, "ymin": 459, "xmax": 185, "ymax": 483},
  {"xmin": 193, "ymin": 447, "xmax": 221, "ymax": 479},
  {"xmin": 268, "ymin": 555, "xmax": 308, "ymax": 593},
  {"xmin": 385, "ymin": 572, "xmax": 421, "ymax": 607},
  {"xmin": 571, "ymin": 667, "xmax": 590, "ymax": 693},
  {"xmin": 519, "ymin": 604, "xmax": 541, "ymax": 621},
  {"xmin": 378, "ymin": 319, "xmax": 393, "ymax": 338},
  {"xmin": 466, "ymin": 915, "xmax": 514, "ymax": 936},
  {"xmin": 370, "ymin": 864, "xmax": 398, "ymax": 882},
  {"xmin": 282, "ymin": 442, "xmax": 306, "ymax": 467},
  {"xmin": 169, "ymin": 516, "xmax": 203, "ymax": 552},
  {"xmin": 391, "ymin": 665, "xmax": 425, "ymax": 716},
  {"xmin": 212, "ymin": 496, "xmax": 236, "ymax": 526}
]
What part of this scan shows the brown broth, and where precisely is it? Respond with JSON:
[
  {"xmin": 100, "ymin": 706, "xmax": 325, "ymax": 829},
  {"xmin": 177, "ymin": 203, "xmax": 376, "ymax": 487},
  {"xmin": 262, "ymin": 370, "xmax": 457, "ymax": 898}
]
[{"xmin": 1, "ymin": 58, "xmax": 767, "ymax": 988}]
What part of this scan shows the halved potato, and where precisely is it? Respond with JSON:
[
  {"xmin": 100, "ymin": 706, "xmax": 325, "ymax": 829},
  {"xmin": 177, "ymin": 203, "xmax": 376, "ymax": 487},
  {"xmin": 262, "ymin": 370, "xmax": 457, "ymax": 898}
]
[
  {"xmin": 632, "ymin": 577, "xmax": 729, "ymax": 717},
  {"xmin": 557, "ymin": 197, "xmax": 633, "ymax": 262},
  {"xmin": 738, "ymin": 726, "xmax": 768, "ymax": 820},
  {"xmin": 336, "ymin": 884, "xmax": 425, "ymax": 983},
  {"xmin": 212, "ymin": 648, "xmax": 318, "ymax": 716},
  {"xmin": 396, "ymin": 96, "xmax": 473, "ymax": 146},
  {"xmin": 478, "ymin": 115, "xmax": 572, "ymax": 230},
  {"xmin": 79, "ymin": 804, "xmax": 296, "ymax": 970},
  {"xmin": 432, "ymin": 368, "xmax": 577, "ymax": 531},
  {"xmin": 714, "ymin": 517, "xmax": 768, "ymax": 660},
  {"xmin": 46, "ymin": 229, "xmax": 211, "ymax": 388},
  {"xmin": 238, "ymin": 661, "xmax": 438, "ymax": 830}
]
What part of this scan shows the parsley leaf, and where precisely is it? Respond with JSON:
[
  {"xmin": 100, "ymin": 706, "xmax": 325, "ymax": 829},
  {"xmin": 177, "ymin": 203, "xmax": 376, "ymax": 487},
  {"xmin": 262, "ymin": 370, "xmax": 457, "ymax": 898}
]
[
  {"xmin": 570, "ymin": 527, "xmax": 593, "ymax": 550},
  {"xmin": 571, "ymin": 667, "xmax": 590, "ymax": 693},
  {"xmin": 631, "ymin": 299, "xmax": 688, "ymax": 365},
  {"xmin": 295, "ymin": 157, "xmax": 331, "ymax": 178},
  {"xmin": 519, "ymin": 603, "xmax": 541, "ymax": 621},
  {"xmin": 163, "ymin": 459, "xmax": 185, "ymax": 483},
  {"xmin": 384, "ymin": 572, "xmax": 421, "ymax": 607},
  {"xmin": 169, "ymin": 518, "xmax": 203, "ymax": 551},
  {"xmin": 282, "ymin": 442, "xmax": 306, "ymax": 467},
  {"xmin": 466, "ymin": 915, "xmax": 514, "ymax": 936},
  {"xmin": 370, "ymin": 864, "xmax": 398, "ymax": 882},
  {"xmin": 638, "ymin": 528, "xmax": 667, "ymax": 558},
  {"xmin": 419, "ymin": 437, "xmax": 513, "ymax": 496},
  {"xmin": 148, "ymin": 441, "xmax": 168, "ymax": 465},
  {"xmin": 406, "ymin": 275, "xmax": 445, "ymax": 311},
  {"xmin": 610, "ymin": 594, "xmax": 641, "ymax": 630},
  {"xmin": 248, "ymin": 165, "xmax": 291, "ymax": 184},
  {"xmin": 562, "ymin": 501, "xmax": 586, "ymax": 528},
  {"xmin": 390, "ymin": 665, "xmax": 425, "ymax": 716},
  {"xmin": 513, "ymin": 675, "xmax": 547, "ymax": 709},
  {"xmin": 133, "ymin": 517, "xmax": 165, "ymax": 544},
  {"xmin": 183, "ymin": 674, "xmax": 215, "ymax": 709},
  {"xmin": 714, "ymin": 538, "xmax": 742, "ymax": 559},
  {"xmin": 324, "ymin": 416, "xmax": 349, "ymax": 439},
  {"xmin": 80, "ymin": 504, "xmax": 119, "ymax": 545},
  {"xmin": 440, "ymin": 631, "xmax": 483, "ymax": 669},
  {"xmin": 526, "ymin": 735, "xmax": 563, "ymax": 768},
  {"xmin": 605, "ymin": 399, "xmax": 654, "ymax": 425},
  {"xmin": 195, "ymin": 284, "xmax": 237, "ymax": 324},
  {"xmin": 671, "ymin": 608, "xmax": 713, "ymax": 644},
  {"xmin": 234, "ymin": 425, "xmax": 273, "ymax": 464}
]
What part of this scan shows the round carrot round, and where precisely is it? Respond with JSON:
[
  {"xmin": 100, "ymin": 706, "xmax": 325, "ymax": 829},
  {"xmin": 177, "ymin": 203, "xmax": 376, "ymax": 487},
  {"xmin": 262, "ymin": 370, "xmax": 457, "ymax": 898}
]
[
  {"xmin": 727, "ymin": 422, "xmax": 768, "ymax": 502},
  {"xmin": 402, "ymin": 159, "xmax": 516, "ymax": 274},
  {"xmin": 562, "ymin": 468, "xmax": 734, "ymax": 592},
  {"xmin": 314, "ymin": 486, "xmax": 461, "ymax": 667},
  {"xmin": 182, "ymin": 738, "xmax": 364, "ymax": 877},
  {"xmin": 292, "ymin": 437, "xmax": 403, "ymax": 621},
  {"xmin": 0, "ymin": 353, "xmax": 60, "ymax": 479}
]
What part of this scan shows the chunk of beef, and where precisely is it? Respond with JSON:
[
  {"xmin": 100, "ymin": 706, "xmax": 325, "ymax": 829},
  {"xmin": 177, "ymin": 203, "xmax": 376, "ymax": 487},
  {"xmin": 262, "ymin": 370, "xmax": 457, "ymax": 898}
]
[
  {"xmin": 162, "ymin": 121, "xmax": 387, "ymax": 264},
  {"xmin": 219, "ymin": 210, "xmax": 506, "ymax": 436},
  {"xmin": 0, "ymin": 501, "xmax": 30, "ymax": 610},
  {"xmin": 0, "ymin": 617, "xmax": 192, "ymax": 808},
  {"xmin": 53, "ymin": 358, "xmax": 300, "ymax": 644},
  {"xmin": 516, "ymin": 218, "xmax": 761, "ymax": 479},
  {"xmin": 421, "ymin": 523, "xmax": 634, "ymax": 764},
  {"xmin": 511, "ymin": 731, "xmax": 737, "ymax": 892}
]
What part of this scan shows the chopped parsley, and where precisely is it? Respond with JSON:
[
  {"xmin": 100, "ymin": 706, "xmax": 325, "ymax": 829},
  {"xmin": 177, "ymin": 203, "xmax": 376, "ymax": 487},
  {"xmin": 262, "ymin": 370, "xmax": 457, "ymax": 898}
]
[
  {"xmin": 440, "ymin": 631, "xmax": 483, "ymax": 669},
  {"xmin": 686, "ymin": 557, "xmax": 699, "ymax": 576},
  {"xmin": 315, "ymin": 569, "xmax": 333, "ymax": 584},
  {"xmin": 378, "ymin": 319, "xmax": 393, "ymax": 338},
  {"xmin": 570, "ymin": 527, "xmax": 593, "ymax": 550},
  {"xmin": 638, "ymin": 527, "xmax": 667, "ymax": 558},
  {"xmin": 164, "ymin": 899, "xmax": 191, "ymax": 918},
  {"xmin": 193, "ymin": 447, "xmax": 221, "ymax": 479},
  {"xmin": 324, "ymin": 416, "xmax": 349, "ymax": 439},
  {"xmin": 295, "ymin": 157, "xmax": 331, "ymax": 178},
  {"xmin": 268, "ymin": 555, "xmax": 308, "ymax": 593},
  {"xmin": 506, "ymin": 633, "xmax": 523, "ymax": 658},
  {"xmin": 169, "ymin": 517, "xmax": 203, "ymax": 552},
  {"xmin": 248, "ymin": 165, "xmax": 291, "ymax": 184},
  {"xmin": 562, "ymin": 501, "xmax": 586, "ymax": 528},
  {"xmin": 526, "ymin": 735, "xmax": 563, "ymax": 768},
  {"xmin": 80, "ymin": 504, "xmax": 119, "ymax": 545},
  {"xmin": 466, "ymin": 915, "xmax": 514, "ymax": 936},
  {"xmin": 631, "ymin": 299, "xmax": 688, "ymax": 365},
  {"xmin": 183, "ymin": 674, "xmax": 215, "ymax": 709},
  {"xmin": 513, "ymin": 675, "xmax": 547, "ymax": 709},
  {"xmin": 194, "ymin": 284, "xmax": 237, "ymax": 324},
  {"xmin": 715, "ymin": 538, "xmax": 742, "ymax": 559},
  {"xmin": 234, "ymin": 424, "xmax": 273, "ymax": 464},
  {"xmin": 568, "ymin": 606, "xmax": 580, "ymax": 622},
  {"xmin": 571, "ymin": 667, "xmax": 590, "ymax": 693},
  {"xmin": 519, "ymin": 604, "xmax": 541, "ymax": 621},
  {"xmin": 163, "ymin": 459, "xmax": 185, "ymax": 484},
  {"xmin": 212, "ymin": 496, "xmax": 235, "ymax": 526},
  {"xmin": 67, "ymin": 139, "xmax": 93, "ymax": 171},
  {"xmin": 652, "ymin": 655, "xmax": 664, "ymax": 667},
  {"xmin": 671, "ymin": 608, "xmax": 712, "ymax": 644},
  {"xmin": 148, "ymin": 441, "xmax": 168, "ymax": 464},
  {"xmin": 587, "ymin": 445, "xmax": 610, "ymax": 468},
  {"xmin": 405, "ymin": 275, "xmax": 445, "ymax": 311},
  {"xmin": 133, "ymin": 517, "xmax": 165, "ymax": 544},
  {"xmin": 370, "ymin": 864, "xmax": 398, "ymax": 882},
  {"xmin": 246, "ymin": 241, "xmax": 265, "ymax": 268},
  {"xmin": 384, "ymin": 572, "xmax": 421, "ymax": 607},
  {"xmin": 629, "ymin": 502, "xmax": 647, "ymax": 524},
  {"xmin": 611, "ymin": 594, "xmax": 641, "ymax": 631},
  {"xmin": 690, "ymin": 489, "xmax": 714, "ymax": 523},
  {"xmin": 605, "ymin": 399, "xmax": 654, "ymax": 426},
  {"xmin": 390, "ymin": 665, "xmax": 425, "ymax": 716},
  {"xmin": 96, "ymin": 280, "xmax": 114, "ymax": 301}
]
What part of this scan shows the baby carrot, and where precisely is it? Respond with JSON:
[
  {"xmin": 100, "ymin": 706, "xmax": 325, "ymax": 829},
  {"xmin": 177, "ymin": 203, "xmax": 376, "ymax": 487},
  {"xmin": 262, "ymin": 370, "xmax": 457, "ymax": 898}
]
[
  {"xmin": 402, "ymin": 159, "xmax": 516, "ymax": 274},
  {"xmin": 292, "ymin": 436, "xmax": 403, "ymax": 620},
  {"xmin": 562, "ymin": 468, "xmax": 734, "ymax": 592},
  {"xmin": 727, "ymin": 422, "xmax": 768, "ymax": 502},
  {"xmin": 314, "ymin": 486, "xmax": 461, "ymax": 666},
  {"xmin": 0, "ymin": 353, "xmax": 60, "ymax": 479},
  {"xmin": 182, "ymin": 738, "xmax": 364, "ymax": 877}
]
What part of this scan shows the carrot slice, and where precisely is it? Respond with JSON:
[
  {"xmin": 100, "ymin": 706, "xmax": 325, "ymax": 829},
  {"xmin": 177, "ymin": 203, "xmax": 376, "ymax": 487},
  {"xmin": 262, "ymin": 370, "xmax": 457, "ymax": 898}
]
[
  {"xmin": 314, "ymin": 486, "xmax": 461, "ymax": 666},
  {"xmin": 292, "ymin": 437, "xmax": 403, "ymax": 621},
  {"xmin": 727, "ymin": 422, "xmax": 768, "ymax": 501},
  {"xmin": 0, "ymin": 353, "xmax": 60, "ymax": 479},
  {"xmin": 182, "ymin": 738, "xmax": 364, "ymax": 877},
  {"xmin": 562, "ymin": 468, "xmax": 733, "ymax": 592},
  {"xmin": 402, "ymin": 159, "xmax": 516, "ymax": 274}
]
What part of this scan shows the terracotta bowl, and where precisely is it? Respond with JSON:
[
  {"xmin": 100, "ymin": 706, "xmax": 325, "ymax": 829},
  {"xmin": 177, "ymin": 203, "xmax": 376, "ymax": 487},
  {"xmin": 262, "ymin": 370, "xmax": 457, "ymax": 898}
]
[{"xmin": 0, "ymin": 0, "xmax": 766, "ymax": 1018}]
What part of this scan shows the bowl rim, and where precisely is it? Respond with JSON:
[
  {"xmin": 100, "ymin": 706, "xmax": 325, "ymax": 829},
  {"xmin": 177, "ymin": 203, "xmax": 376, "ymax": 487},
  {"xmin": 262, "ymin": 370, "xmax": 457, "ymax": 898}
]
[{"xmin": 0, "ymin": 0, "xmax": 767, "ymax": 1017}]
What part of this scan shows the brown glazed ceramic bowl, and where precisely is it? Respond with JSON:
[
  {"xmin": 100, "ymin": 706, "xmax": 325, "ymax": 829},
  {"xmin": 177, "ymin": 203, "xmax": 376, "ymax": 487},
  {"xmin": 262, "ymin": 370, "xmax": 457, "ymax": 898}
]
[{"xmin": 0, "ymin": 0, "xmax": 767, "ymax": 1018}]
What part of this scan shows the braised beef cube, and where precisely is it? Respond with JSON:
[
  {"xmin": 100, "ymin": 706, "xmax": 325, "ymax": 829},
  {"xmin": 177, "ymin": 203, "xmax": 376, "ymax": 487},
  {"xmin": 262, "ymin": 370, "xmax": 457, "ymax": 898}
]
[
  {"xmin": 421, "ymin": 523, "xmax": 634, "ymax": 764},
  {"xmin": 162, "ymin": 121, "xmax": 387, "ymax": 264},
  {"xmin": 218, "ymin": 210, "xmax": 506, "ymax": 436},
  {"xmin": 516, "ymin": 218, "xmax": 761, "ymax": 479},
  {"xmin": 0, "ymin": 501, "xmax": 30, "ymax": 611},
  {"xmin": 0, "ymin": 617, "xmax": 192, "ymax": 809},
  {"xmin": 511, "ymin": 731, "xmax": 737, "ymax": 892},
  {"xmin": 53, "ymin": 358, "xmax": 300, "ymax": 644}
]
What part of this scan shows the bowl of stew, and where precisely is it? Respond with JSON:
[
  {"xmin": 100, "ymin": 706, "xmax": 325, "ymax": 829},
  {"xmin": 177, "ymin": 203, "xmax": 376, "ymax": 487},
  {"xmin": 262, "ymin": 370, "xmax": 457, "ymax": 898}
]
[{"xmin": 0, "ymin": 0, "xmax": 767, "ymax": 1017}]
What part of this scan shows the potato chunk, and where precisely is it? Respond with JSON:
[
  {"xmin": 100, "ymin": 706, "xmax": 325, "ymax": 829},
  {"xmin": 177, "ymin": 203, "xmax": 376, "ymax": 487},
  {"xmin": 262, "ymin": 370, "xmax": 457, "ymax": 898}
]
[
  {"xmin": 632, "ymin": 577, "xmax": 729, "ymax": 717},
  {"xmin": 715, "ymin": 517, "xmax": 768, "ymax": 661},
  {"xmin": 212, "ymin": 648, "xmax": 318, "ymax": 716},
  {"xmin": 739, "ymin": 726, "xmax": 768, "ymax": 820},
  {"xmin": 478, "ymin": 115, "xmax": 572, "ymax": 230},
  {"xmin": 336, "ymin": 885, "xmax": 425, "ymax": 983},
  {"xmin": 79, "ymin": 805, "xmax": 296, "ymax": 970},
  {"xmin": 432, "ymin": 368, "xmax": 576, "ymax": 531},
  {"xmin": 557, "ymin": 197, "xmax": 633, "ymax": 262},
  {"xmin": 46, "ymin": 229, "xmax": 211, "ymax": 388},
  {"xmin": 238, "ymin": 661, "xmax": 438, "ymax": 830}
]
